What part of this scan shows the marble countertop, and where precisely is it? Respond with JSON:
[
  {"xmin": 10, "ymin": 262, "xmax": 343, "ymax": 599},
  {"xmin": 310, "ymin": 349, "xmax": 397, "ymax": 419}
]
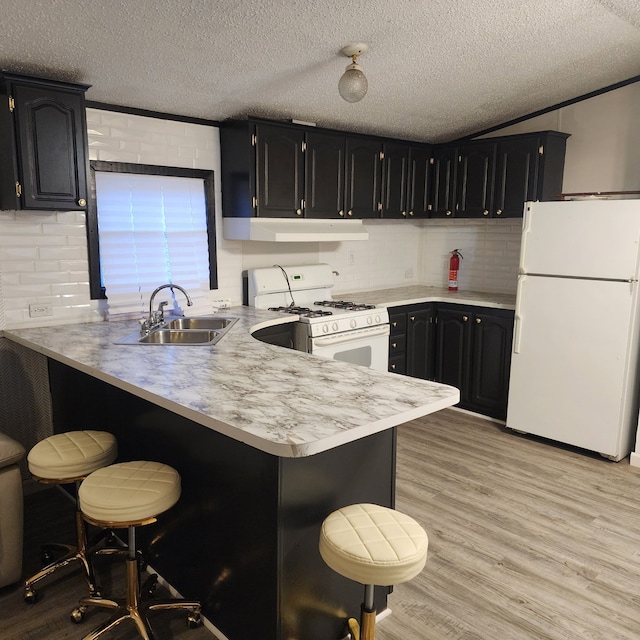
[
  {"xmin": 3, "ymin": 307, "xmax": 459, "ymax": 458},
  {"xmin": 341, "ymin": 285, "xmax": 516, "ymax": 310}
]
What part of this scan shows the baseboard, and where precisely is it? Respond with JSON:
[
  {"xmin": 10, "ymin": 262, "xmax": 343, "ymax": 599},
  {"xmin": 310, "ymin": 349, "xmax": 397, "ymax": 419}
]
[{"xmin": 629, "ymin": 451, "xmax": 640, "ymax": 468}]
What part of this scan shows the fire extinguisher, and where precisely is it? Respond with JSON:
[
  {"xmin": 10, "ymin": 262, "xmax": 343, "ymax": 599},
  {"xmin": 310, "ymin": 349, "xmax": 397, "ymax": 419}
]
[{"xmin": 448, "ymin": 249, "xmax": 463, "ymax": 291}]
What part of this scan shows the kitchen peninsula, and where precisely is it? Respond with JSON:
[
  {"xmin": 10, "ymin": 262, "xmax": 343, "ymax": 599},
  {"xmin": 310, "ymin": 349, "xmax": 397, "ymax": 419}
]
[{"xmin": 4, "ymin": 307, "xmax": 458, "ymax": 640}]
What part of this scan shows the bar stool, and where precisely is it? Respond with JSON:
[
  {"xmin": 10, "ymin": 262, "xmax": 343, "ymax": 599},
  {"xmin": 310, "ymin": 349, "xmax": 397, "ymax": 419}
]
[
  {"xmin": 319, "ymin": 503, "xmax": 429, "ymax": 640},
  {"xmin": 72, "ymin": 460, "xmax": 201, "ymax": 639},
  {"xmin": 24, "ymin": 430, "xmax": 120, "ymax": 603}
]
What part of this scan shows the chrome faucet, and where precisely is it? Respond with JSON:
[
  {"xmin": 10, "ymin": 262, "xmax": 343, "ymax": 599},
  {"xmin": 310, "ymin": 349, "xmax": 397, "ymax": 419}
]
[{"xmin": 141, "ymin": 284, "xmax": 193, "ymax": 334}]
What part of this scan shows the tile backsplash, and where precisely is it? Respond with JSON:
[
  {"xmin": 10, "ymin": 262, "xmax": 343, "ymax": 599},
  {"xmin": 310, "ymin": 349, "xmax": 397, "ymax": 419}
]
[{"xmin": 0, "ymin": 109, "xmax": 520, "ymax": 330}]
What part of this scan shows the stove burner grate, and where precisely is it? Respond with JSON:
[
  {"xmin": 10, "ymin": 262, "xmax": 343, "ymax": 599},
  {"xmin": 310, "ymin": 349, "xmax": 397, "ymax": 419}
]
[
  {"xmin": 314, "ymin": 300, "xmax": 376, "ymax": 311},
  {"xmin": 269, "ymin": 306, "xmax": 333, "ymax": 318}
]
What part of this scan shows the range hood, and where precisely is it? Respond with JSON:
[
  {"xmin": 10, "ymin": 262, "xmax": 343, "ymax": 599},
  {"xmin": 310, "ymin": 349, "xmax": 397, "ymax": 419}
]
[{"xmin": 223, "ymin": 217, "xmax": 369, "ymax": 242}]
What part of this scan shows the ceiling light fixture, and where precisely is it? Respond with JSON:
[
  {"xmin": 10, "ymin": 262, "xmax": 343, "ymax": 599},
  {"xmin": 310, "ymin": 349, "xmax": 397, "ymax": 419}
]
[{"xmin": 338, "ymin": 43, "xmax": 368, "ymax": 103}]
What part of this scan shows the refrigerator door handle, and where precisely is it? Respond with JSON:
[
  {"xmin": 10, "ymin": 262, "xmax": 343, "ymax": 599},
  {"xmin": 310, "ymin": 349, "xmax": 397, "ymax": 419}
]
[{"xmin": 513, "ymin": 275, "xmax": 526, "ymax": 354}]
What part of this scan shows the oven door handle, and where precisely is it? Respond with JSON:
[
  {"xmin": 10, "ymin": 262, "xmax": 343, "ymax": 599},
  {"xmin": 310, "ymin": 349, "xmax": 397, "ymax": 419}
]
[{"xmin": 312, "ymin": 325, "xmax": 390, "ymax": 347}]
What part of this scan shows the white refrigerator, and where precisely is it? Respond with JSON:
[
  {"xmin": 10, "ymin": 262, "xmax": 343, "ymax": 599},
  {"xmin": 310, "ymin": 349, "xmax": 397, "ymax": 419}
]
[{"xmin": 507, "ymin": 199, "xmax": 640, "ymax": 461}]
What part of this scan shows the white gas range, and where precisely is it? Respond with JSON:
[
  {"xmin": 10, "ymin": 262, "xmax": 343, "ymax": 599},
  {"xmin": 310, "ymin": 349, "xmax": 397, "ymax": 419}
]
[{"xmin": 246, "ymin": 264, "xmax": 390, "ymax": 371}]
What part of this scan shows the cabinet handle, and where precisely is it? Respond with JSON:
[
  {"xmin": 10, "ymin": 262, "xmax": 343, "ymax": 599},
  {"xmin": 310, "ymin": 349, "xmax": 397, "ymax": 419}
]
[
  {"xmin": 408, "ymin": 211, "xmax": 414, "ymax": 216},
  {"xmin": 410, "ymin": 316, "xmax": 415, "ymax": 321},
  {"xmin": 446, "ymin": 210, "xmax": 452, "ymax": 216},
  {"xmin": 483, "ymin": 210, "xmax": 489, "ymax": 216},
  {"xmin": 476, "ymin": 318, "xmax": 482, "ymax": 323},
  {"xmin": 392, "ymin": 321, "xmax": 398, "ymax": 327},
  {"xmin": 296, "ymin": 209, "xmax": 302, "ymax": 216},
  {"xmin": 78, "ymin": 198, "xmax": 86, "ymax": 207},
  {"xmin": 347, "ymin": 210, "xmax": 353, "ymax": 216},
  {"xmin": 339, "ymin": 210, "xmax": 345, "ymax": 217},
  {"xmin": 390, "ymin": 364, "xmax": 396, "ymax": 371},
  {"xmin": 496, "ymin": 209, "xmax": 503, "ymax": 216},
  {"xmin": 402, "ymin": 211, "xmax": 407, "ymax": 217},
  {"xmin": 462, "ymin": 316, "xmax": 469, "ymax": 322},
  {"xmin": 392, "ymin": 342, "xmax": 397, "ymax": 348}
]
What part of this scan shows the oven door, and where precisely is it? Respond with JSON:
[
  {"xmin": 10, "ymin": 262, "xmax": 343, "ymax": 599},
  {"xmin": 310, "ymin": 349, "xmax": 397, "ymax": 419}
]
[{"xmin": 309, "ymin": 325, "xmax": 390, "ymax": 372}]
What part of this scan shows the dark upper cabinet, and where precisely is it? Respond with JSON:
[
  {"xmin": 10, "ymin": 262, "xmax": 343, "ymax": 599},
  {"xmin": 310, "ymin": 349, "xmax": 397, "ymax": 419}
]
[
  {"xmin": 255, "ymin": 123, "xmax": 305, "ymax": 218},
  {"xmin": 455, "ymin": 141, "xmax": 496, "ymax": 218},
  {"xmin": 435, "ymin": 131, "xmax": 569, "ymax": 219},
  {"xmin": 380, "ymin": 142, "xmax": 409, "ymax": 219},
  {"xmin": 221, "ymin": 118, "xmax": 430, "ymax": 220},
  {"xmin": 305, "ymin": 130, "xmax": 346, "ymax": 218},
  {"xmin": 0, "ymin": 73, "xmax": 90, "ymax": 211},
  {"xmin": 428, "ymin": 145, "xmax": 457, "ymax": 218},
  {"xmin": 344, "ymin": 136, "xmax": 383, "ymax": 218},
  {"xmin": 407, "ymin": 145, "xmax": 432, "ymax": 219}
]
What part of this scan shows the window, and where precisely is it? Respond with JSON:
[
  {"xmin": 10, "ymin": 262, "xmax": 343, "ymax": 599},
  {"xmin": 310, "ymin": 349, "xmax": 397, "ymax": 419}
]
[{"xmin": 87, "ymin": 161, "xmax": 217, "ymax": 315}]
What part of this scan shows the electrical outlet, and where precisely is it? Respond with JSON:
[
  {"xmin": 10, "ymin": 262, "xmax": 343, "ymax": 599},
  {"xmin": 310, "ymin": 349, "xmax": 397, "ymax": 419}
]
[
  {"xmin": 29, "ymin": 303, "xmax": 53, "ymax": 318},
  {"xmin": 348, "ymin": 251, "xmax": 355, "ymax": 266}
]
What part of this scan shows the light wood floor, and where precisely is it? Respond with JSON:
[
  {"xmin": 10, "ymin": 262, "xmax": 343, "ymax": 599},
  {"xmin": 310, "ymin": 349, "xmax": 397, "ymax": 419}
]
[{"xmin": 2, "ymin": 408, "xmax": 640, "ymax": 639}]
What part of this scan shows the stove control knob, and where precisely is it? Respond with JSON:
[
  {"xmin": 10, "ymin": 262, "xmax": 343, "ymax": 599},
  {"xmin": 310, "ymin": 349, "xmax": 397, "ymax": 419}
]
[
  {"xmin": 350, "ymin": 319, "xmax": 356, "ymax": 329},
  {"xmin": 375, "ymin": 314, "xmax": 381, "ymax": 323},
  {"xmin": 367, "ymin": 316, "xmax": 373, "ymax": 325},
  {"xmin": 332, "ymin": 322, "xmax": 339, "ymax": 332},
  {"xmin": 323, "ymin": 324, "xmax": 329, "ymax": 333}
]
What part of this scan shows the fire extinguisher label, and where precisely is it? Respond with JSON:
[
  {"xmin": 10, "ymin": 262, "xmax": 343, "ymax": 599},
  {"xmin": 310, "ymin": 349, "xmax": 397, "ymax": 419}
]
[{"xmin": 449, "ymin": 270, "xmax": 458, "ymax": 290}]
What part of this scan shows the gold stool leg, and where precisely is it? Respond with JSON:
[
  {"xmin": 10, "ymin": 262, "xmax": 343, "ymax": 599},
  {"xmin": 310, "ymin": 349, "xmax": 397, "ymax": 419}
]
[{"xmin": 75, "ymin": 525, "xmax": 201, "ymax": 640}]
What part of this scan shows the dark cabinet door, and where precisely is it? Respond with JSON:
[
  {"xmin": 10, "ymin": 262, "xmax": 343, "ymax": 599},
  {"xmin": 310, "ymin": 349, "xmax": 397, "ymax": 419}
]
[
  {"xmin": 381, "ymin": 142, "xmax": 409, "ymax": 218},
  {"xmin": 435, "ymin": 307, "xmax": 473, "ymax": 402},
  {"xmin": 429, "ymin": 146, "xmax": 457, "ymax": 218},
  {"xmin": 407, "ymin": 145, "xmax": 431, "ymax": 219},
  {"xmin": 455, "ymin": 141, "xmax": 496, "ymax": 218},
  {"xmin": 406, "ymin": 306, "xmax": 436, "ymax": 380},
  {"xmin": 8, "ymin": 83, "xmax": 88, "ymax": 210},
  {"xmin": 304, "ymin": 131, "xmax": 345, "ymax": 218},
  {"xmin": 255, "ymin": 124, "xmax": 305, "ymax": 217},
  {"xmin": 345, "ymin": 137, "xmax": 382, "ymax": 218},
  {"xmin": 468, "ymin": 310, "xmax": 514, "ymax": 420},
  {"xmin": 493, "ymin": 137, "xmax": 539, "ymax": 218}
]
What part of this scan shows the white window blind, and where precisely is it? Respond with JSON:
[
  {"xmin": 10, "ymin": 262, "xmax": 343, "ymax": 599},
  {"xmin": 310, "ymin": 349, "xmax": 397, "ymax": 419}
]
[{"xmin": 95, "ymin": 172, "xmax": 210, "ymax": 315}]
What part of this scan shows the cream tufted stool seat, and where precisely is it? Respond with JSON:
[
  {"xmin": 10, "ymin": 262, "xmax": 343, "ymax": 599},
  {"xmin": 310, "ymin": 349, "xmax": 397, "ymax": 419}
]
[
  {"xmin": 319, "ymin": 503, "xmax": 428, "ymax": 640},
  {"xmin": 72, "ymin": 461, "xmax": 201, "ymax": 639},
  {"xmin": 24, "ymin": 430, "xmax": 120, "ymax": 603}
]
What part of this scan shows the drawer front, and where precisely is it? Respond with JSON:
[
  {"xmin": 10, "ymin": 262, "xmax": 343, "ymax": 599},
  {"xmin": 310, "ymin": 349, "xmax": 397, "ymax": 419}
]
[
  {"xmin": 389, "ymin": 355, "xmax": 406, "ymax": 375},
  {"xmin": 389, "ymin": 334, "xmax": 406, "ymax": 356},
  {"xmin": 389, "ymin": 313, "xmax": 407, "ymax": 335}
]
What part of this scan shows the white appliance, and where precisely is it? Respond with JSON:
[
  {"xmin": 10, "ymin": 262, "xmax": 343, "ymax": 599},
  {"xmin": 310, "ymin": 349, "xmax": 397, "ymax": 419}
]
[
  {"xmin": 247, "ymin": 264, "xmax": 389, "ymax": 371},
  {"xmin": 507, "ymin": 199, "xmax": 640, "ymax": 461}
]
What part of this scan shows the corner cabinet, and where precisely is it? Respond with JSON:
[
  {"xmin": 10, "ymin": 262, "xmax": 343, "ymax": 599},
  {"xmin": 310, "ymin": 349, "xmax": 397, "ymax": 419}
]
[
  {"xmin": 0, "ymin": 73, "xmax": 90, "ymax": 211},
  {"xmin": 388, "ymin": 302, "xmax": 514, "ymax": 420},
  {"xmin": 448, "ymin": 131, "xmax": 569, "ymax": 218}
]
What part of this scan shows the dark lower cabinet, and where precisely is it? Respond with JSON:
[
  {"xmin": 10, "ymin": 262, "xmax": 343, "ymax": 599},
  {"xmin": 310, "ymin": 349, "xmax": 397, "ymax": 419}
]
[
  {"xmin": 406, "ymin": 306, "xmax": 436, "ymax": 380},
  {"xmin": 435, "ymin": 305, "xmax": 514, "ymax": 419},
  {"xmin": 389, "ymin": 302, "xmax": 514, "ymax": 420},
  {"xmin": 388, "ymin": 303, "xmax": 436, "ymax": 380}
]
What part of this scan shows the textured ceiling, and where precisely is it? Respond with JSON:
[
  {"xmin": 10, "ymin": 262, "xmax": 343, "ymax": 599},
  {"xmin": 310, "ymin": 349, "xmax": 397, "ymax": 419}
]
[{"xmin": 1, "ymin": 0, "xmax": 639, "ymax": 143}]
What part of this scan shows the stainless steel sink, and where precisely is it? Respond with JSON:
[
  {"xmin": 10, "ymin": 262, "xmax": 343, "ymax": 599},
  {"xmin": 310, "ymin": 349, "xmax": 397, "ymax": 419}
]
[
  {"xmin": 139, "ymin": 329, "xmax": 219, "ymax": 344},
  {"xmin": 116, "ymin": 316, "xmax": 238, "ymax": 345},
  {"xmin": 165, "ymin": 317, "xmax": 235, "ymax": 330}
]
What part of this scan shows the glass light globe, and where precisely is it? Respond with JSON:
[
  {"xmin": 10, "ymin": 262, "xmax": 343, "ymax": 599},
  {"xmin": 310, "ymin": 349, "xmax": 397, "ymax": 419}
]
[{"xmin": 338, "ymin": 63, "xmax": 368, "ymax": 103}]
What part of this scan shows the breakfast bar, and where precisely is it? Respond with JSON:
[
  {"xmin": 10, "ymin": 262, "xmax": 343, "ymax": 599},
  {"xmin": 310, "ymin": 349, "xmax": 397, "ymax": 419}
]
[{"xmin": 4, "ymin": 308, "xmax": 458, "ymax": 640}]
